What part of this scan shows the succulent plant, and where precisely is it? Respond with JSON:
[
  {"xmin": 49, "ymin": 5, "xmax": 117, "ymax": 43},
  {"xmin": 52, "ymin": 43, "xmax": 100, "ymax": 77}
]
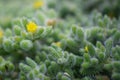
[{"xmin": 0, "ymin": 0, "xmax": 120, "ymax": 80}]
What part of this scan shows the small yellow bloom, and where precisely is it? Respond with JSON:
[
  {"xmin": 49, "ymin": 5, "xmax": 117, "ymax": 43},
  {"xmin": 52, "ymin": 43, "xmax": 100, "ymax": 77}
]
[
  {"xmin": 33, "ymin": 1, "xmax": 44, "ymax": 9},
  {"xmin": 54, "ymin": 42, "xmax": 61, "ymax": 47},
  {"xmin": 85, "ymin": 46, "xmax": 88, "ymax": 53},
  {"xmin": 0, "ymin": 30, "xmax": 3, "ymax": 38},
  {"xmin": 26, "ymin": 22, "xmax": 38, "ymax": 33}
]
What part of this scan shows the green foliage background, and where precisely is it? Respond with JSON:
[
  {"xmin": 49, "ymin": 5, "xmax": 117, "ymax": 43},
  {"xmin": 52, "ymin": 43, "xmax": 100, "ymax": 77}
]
[{"xmin": 0, "ymin": 0, "xmax": 120, "ymax": 80}]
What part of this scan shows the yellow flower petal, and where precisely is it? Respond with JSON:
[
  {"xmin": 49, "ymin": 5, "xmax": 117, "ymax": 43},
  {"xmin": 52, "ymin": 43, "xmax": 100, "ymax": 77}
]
[
  {"xmin": 33, "ymin": 1, "xmax": 44, "ymax": 9},
  {"xmin": 54, "ymin": 42, "xmax": 61, "ymax": 47},
  {"xmin": 26, "ymin": 22, "xmax": 38, "ymax": 33},
  {"xmin": 85, "ymin": 46, "xmax": 88, "ymax": 53},
  {"xmin": 0, "ymin": 30, "xmax": 3, "ymax": 38}
]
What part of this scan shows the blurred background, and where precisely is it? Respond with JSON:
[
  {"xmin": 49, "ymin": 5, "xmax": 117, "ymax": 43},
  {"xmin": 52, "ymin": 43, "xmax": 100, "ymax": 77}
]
[
  {"xmin": 0, "ymin": 0, "xmax": 120, "ymax": 79},
  {"xmin": 0, "ymin": 0, "xmax": 120, "ymax": 28}
]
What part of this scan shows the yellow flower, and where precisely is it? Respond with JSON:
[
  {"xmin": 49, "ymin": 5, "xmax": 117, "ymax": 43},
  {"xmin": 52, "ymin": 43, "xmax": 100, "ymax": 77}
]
[
  {"xmin": 85, "ymin": 46, "xmax": 88, "ymax": 53},
  {"xmin": 33, "ymin": 1, "xmax": 44, "ymax": 9},
  {"xmin": 0, "ymin": 30, "xmax": 3, "ymax": 38},
  {"xmin": 54, "ymin": 42, "xmax": 61, "ymax": 47},
  {"xmin": 26, "ymin": 22, "xmax": 38, "ymax": 33}
]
